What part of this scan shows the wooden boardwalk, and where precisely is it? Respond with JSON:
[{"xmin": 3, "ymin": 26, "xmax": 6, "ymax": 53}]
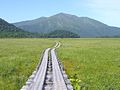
[{"xmin": 21, "ymin": 42, "xmax": 73, "ymax": 90}]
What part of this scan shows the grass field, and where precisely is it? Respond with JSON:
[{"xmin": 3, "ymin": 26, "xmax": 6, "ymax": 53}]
[
  {"xmin": 0, "ymin": 39, "xmax": 54, "ymax": 90},
  {"xmin": 0, "ymin": 38, "xmax": 120, "ymax": 90},
  {"xmin": 57, "ymin": 38, "xmax": 120, "ymax": 90}
]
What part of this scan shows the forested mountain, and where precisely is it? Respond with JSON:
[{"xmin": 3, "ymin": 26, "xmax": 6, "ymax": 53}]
[
  {"xmin": 0, "ymin": 18, "xmax": 80, "ymax": 38},
  {"xmin": 13, "ymin": 13, "xmax": 120, "ymax": 37},
  {"xmin": 0, "ymin": 18, "xmax": 38, "ymax": 38}
]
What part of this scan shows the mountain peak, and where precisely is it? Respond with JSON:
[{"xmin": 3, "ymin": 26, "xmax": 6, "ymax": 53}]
[
  {"xmin": 55, "ymin": 12, "xmax": 68, "ymax": 15},
  {"xmin": 52, "ymin": 13, "xmax": 78, "ymax": 18},
  {"xmin": 13, "ymin": 13, "xmax": 120, "ymax": 37}
]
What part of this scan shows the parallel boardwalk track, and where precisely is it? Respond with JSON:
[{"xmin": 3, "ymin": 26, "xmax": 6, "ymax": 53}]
[{"xmin": 21, "ymin": 42, "xmax": 73, "ymax": 90}]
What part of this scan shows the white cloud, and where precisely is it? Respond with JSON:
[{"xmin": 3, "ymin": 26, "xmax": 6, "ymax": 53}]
[
  {"xmin": 73, "ymin": 0, "xmax": 120, "ymax": 26},
  {"xmin": 88, "ymin": 0, "xmax": 120, "ymax": 10},
  {"xmin": 87, "ymin": 0, "xmax": 120, "ymax": 26}
]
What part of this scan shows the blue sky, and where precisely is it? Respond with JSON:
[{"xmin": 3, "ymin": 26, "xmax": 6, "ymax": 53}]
[{"xmin": 0, "ymin": 0, "xmax": 120, "ymax": 27}]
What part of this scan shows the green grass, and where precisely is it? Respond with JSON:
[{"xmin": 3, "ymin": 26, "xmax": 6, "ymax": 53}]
[
  {"xmin": 57, "ymin": 38, "xmax": 120, "ymax": 90},
  {"xmin": 0, "ymin": 38, "xmax": 53, "ymax": 90},
  {"xmin": 0, "ymin": 38, "xmax": 120, "ymax": 90}
]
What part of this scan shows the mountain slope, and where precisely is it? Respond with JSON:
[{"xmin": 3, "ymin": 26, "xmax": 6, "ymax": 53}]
[
  {"xmin": 13, "ymin": 13, "xmax": 120, "ymax": 37},
  {"xmin": 0, "ymin": 18, "xmax": 42, "ymax": 38}
]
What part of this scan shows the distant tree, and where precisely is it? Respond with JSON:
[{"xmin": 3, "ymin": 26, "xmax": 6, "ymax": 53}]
[{"xmin": 46, "ymin": 30, "xmax": 80, "ymax": 38}]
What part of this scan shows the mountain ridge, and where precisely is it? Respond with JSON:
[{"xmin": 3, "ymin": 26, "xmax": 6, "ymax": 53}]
[
  {"xmin": 0, "ymin": 18, "xmax": 43, "ymax": 38},
  {"xmin": 0, "ymin": 18, "xmax": 80, "ymax": 38},
  {"xmin": 13, "ymin": 13, "xmax": 120, "ymax": 37}
]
